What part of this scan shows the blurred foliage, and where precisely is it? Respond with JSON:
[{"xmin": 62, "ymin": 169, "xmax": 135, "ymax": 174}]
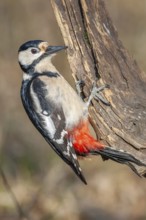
[{"xmin": 0, "ymin": 0, "xmax": 146, "ymax": 219}]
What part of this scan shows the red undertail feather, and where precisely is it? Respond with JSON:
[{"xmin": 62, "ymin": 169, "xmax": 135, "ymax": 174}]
[
  {"xmin": 69, "ymin": 122, "xmax": 146, "ymax": 177},
  {"xmin": 70, "ymin": 121, "xmax": 104, "ymax": 154}
]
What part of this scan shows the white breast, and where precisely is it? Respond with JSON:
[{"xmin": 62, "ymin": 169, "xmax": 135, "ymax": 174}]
[
  {"xmin": 31, "ymin": 73, "xmax": 88, "ymax": 131},
  {"xmin": 45, "ymin": 76, "xmax": 87, "ymax": 129}
]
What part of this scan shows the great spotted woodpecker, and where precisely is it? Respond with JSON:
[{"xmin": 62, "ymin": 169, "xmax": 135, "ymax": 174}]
[{"xmin": 18, "ymin": 40, "xmax": 146, "ymax": 184}]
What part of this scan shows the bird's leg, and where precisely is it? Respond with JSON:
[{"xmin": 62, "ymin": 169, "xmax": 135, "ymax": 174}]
[
  {"xmin": 73, "ymin": 74, "xmax": 85, "ymax": 99},
  {"xmin": 73, "ymin": 73, "xmax": 110, "ymax": 106},
  {"xmin": 75, "ymin": 80, "xmax": 85, "ymax": 98},
  {"xmin": 86, "ymin": 82, "xmax": 110, "ymax": 108}
]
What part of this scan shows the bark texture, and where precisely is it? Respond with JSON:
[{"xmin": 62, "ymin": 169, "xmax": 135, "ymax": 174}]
[{"xmin": 51, "ymin": 0, "xmax": 146, "ymax": 175}]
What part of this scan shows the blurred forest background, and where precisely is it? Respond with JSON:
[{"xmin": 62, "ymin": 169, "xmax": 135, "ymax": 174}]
[{"xmin": 0, "ymin": 0, "xmax": 146, "ymax": 219}]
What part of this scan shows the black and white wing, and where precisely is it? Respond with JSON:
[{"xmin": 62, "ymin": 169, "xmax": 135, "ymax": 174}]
[{"xmin": 21, "ymin": 75, "xmax": 87, "ymax": 184}]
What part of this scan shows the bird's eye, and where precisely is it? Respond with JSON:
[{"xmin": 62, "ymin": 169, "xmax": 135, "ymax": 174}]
[{"xmin": 31, "ymin": 48, "xmax": 38, "ymax": 54}]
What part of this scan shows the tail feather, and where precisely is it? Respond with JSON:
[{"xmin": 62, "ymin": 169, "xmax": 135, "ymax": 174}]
[
  {"xmin": 71, "ymin": 122, "xmax": 146, "ymax": 177},
  {"xmin": 90, "ymin": 146, "xmax": 146, "ymax": 177}
]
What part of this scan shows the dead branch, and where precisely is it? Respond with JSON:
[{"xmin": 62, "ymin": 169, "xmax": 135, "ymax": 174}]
[{"xmin": 51, "ymin": 0, "xmax": 146, "ymax": 175}]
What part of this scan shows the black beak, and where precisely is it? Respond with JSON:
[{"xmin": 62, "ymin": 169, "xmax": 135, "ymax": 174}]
[{"xmin": 46, "ymin": 45, "xmax": 68, "ymax": 55}]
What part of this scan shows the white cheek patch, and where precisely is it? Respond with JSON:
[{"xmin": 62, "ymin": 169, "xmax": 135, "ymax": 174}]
[{"xmin": 18, "ymin": 48, "xmax": 44, "ymax": 66}]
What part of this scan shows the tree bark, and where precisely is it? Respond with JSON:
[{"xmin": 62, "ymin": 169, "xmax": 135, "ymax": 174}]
[{"xmin": 51, "ymin": 0, "xmax": 146, "ymax": 175}]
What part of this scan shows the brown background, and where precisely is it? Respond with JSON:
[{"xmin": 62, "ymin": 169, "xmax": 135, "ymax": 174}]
[{"xmin": 0, "ymin": 1, "xmax": 146, "ymax": 219}]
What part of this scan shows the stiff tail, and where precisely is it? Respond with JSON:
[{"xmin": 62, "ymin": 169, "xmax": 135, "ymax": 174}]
[{"xmin": 90, "ymin": 146, "xmax": 146, "ymax": 177}]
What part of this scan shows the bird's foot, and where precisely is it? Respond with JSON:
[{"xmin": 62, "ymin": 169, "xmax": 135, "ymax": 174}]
[{"xmin": 86, "ymin": 82, "xmax": 110, "ymax": 107}]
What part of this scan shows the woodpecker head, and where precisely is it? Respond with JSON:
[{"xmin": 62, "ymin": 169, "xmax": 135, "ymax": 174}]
[{"xmin": 18, "ymin": 40, "xmax": 67, "ymax": 74}]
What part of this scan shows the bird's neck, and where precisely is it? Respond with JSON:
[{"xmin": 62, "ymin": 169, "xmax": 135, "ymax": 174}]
[
  {"xmin": 34, "ymin": 56, "xmax": 58, "ymax": 74},
  {"xmin": 22, "ymin": 56, "xmax": 59, "ymax": 81}
]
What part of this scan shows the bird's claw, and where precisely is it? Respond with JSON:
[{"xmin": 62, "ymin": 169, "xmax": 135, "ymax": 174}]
[
  {"xmin": 94, "ymin": 93, "xmax": 110, "ymax": 106},
  {"xmin": 87, "ymin": 82, "xmax": 110, "ymax": 107}
]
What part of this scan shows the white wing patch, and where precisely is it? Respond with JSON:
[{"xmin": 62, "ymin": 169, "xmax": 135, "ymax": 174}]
[
  {"xmin": 30, "ymin": 85, "xmax": 42, "ymax": 113},
  {"xmin": 63, "ymin": 140, "xmax": 72, "ymax": 157},
  {"xmin": 43, "ymin": 115, "xmax": 56, "ymax": 139},
  {"xmin": 28, "ymin": 77, "xmax": 85, "ymax": 183},
  {"xmin": 57, "ymin": 114, "xmax": 61, "ymax": 120},
  {"xmin": 54, "ymin": 129, "xmax": 67, "ymax": 144},
  {"xmin": 30, "ymin": 84, "xmax": 56, "ymax": 139},
  {"xmin": 72, "ymin": 153, "xmax": 77, "ymax": 160},
  {"xmin": 42, "ymin": 110, "xmax": 49, "ymax": 116}
]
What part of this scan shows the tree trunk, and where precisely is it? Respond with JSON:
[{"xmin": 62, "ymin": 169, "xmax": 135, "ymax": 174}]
[{"xmin": 51, "ymin": 0, "xmax": 146, "ymax": 175}]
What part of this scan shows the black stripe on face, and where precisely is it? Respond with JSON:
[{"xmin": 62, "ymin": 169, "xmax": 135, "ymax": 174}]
[
  {"xmin": 19, "ymin": 62, "xmax": 31, "ymax": 73},
  {"xmin": 41, "ymin": 71, "xmax": 60, "ymax": 77},
  {"xmin": 19, "ymin": 52, "xmax": 49, "ymax": 73},
  {"xmin": 22, "ymin": 70, "xmax": 60, "ymax": 80}
]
